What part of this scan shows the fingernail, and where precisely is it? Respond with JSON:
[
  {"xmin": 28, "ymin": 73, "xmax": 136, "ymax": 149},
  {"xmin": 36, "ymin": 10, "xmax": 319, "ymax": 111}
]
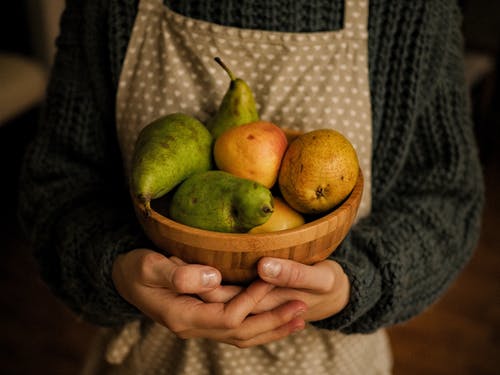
[
  {"xmin": 201, "ymin": 270, "xmax": 219, "ymax": 287},
  {"xmin": 294, "ymin": 309, "xmax": 306, "ymax": 318},
  {"xmin": 262, "ymin": 260, "xmax": 282, "ymax": 278}
]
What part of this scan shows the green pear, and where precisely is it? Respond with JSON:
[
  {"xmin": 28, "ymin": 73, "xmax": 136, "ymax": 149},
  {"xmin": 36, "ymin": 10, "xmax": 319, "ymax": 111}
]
[
  {"xmin": 131, "ymin": 113, "xmax": 213, "ymax": 215},
  {"xmin": 169, "ymin": 171, "xmax": 274, "ymax": 233},
  {"xmin": 206, "ymin": 57, "xmax": 259, "ymax": 139}
]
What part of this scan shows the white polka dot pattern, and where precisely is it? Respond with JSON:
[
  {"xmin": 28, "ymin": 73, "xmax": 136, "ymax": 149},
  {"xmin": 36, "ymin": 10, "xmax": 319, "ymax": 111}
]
[
  {"xmin": 116, "ymin": 0, "xmax": 372, "ymax": 219},
  {"xmin": 99, "ymin": 323, "xmax": 392, "ymax": 374},
  {"xmin": 110, "ymin": 0, "xmax": 389, "ymax": 373}
]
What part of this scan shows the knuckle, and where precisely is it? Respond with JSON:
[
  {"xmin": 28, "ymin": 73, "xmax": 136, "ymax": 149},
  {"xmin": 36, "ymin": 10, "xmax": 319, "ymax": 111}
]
[
  {"xmin": 285, "ymin": 265, "xmax": 304, "ymax": 286},
  {"xmin": 171, "ymin": 266, "xmax": 191, "ymax": 292},
  {"xmin": 318, "ymin": 271, "xmax": 336, "ymax": 293},
  {"xmin": 325, "ymin": 261, "xmax": 346, "ymax": 292},
  {"xmin": 269, "ymin": 309, "xmax": 289, "ymax": 326},
  {"xmin": 166, "ymin": 321, "xmax": 189, "ymax": 338},
  {"xmin": 241, "ymin": 290, "xmax": 259, "ymax": 307},
  {"xmin": 222, "ymin": 316, "xmax": 242, "ymax": 330},
  {"xmin": 137, "ymin": 252, "xmax": 161, "ymax": 280},
  {"xmin": 158, "ymin": 312, "xmax": 187, "ymax": 337}
]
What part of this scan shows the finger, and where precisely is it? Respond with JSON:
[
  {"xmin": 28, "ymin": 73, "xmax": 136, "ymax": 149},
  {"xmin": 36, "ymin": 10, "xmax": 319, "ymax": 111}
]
[
  {"xmin": 249, "ymin": 288, "xmax": 298, "ymax": 314},
  {"xmin": 141, "ymin": 252, "xmax": 221, "ymax": 293},
  {"xmin": 184, "ymin": 280, "xmax": 275, "ymax": 330},
  {"xmin": 233, "ymin": 300, "xmax": 306, "ymax": 339},
  {"xmin": 222, "ymin": 280, "xmax": 276, "ymax": 325},
  {"xmin": 234, "ymin": 318, "xmax": 305, "ymax": 348},
  {"xmin": 258, "ymin": 258, "xmax": 336, "ymax": 292},
  {"xmin": 169, "ymin": 256, "xmax": 187, "ymax": 266},
  {"xmin": 226, "ymin": 300, "xmax": 307, "ymax": 347},
  {"xmin": 198, "ymin": 284, "xmax": 243, "ymax": 303},
  {"xmin": 169, "ymin": 256, "xmax": 226, "ymax": 293}
]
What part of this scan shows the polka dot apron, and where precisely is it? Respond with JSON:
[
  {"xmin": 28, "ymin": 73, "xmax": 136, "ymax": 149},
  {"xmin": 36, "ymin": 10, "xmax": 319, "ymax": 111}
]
[{"xmin": 84, "ymin": 0, "xmax": 394, "ymax": 373}]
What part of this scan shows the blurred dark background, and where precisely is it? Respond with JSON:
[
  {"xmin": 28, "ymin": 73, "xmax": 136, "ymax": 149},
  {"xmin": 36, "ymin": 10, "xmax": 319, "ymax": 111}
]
[{"xmin": 0, "ymin": 1, "xmax": 499, "ymax": 374}]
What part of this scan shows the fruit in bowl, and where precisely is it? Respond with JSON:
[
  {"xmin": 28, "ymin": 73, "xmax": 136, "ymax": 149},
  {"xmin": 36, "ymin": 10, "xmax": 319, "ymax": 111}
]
[
  {"xmin": 168, "ymin": 170, "xmax": 274, "ymax": 233},
  {"xmin": 130, "ymin": 113, "xmax": 213, "ymax": 215},
  {"xmin": 248, "ymin": 197, "xmax": 305, "ymax": 234},
  {"xmin": 131, "ymin": 169, "xmax": 363, "ymax": 284},
  {"xmin": 279, "ymin": 129, "xmax": 360, "ymax": 214},
  {"xmin": 214, "ymin": 121, "xmax": 288, "ymax": 188},
  {"xmin": 129, "ymin": 56, "xmax": 363, "ymax": 283}
]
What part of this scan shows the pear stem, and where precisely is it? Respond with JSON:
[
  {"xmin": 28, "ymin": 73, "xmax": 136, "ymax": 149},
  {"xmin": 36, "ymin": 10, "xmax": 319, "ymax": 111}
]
[
  {"xmin": 143, "ymin": 199, "xmax": 152, "ymax": 218},
  {"xmin": 262, "ymin": 205, "xmax": 274, "ymax": 215},
  {"xmin": 214, "ymin": 57, "xmax": 236, "ymax": 81}
]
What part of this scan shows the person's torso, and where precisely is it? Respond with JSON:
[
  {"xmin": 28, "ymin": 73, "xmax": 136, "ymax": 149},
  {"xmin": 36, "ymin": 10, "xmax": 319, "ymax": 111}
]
[{"xmin": 107, "ymin": 1, "xmax": 391, "ymax": 374}]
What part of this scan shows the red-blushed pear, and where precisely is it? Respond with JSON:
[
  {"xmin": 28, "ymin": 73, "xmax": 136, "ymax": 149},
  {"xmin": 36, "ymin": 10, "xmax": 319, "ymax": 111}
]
[{"xmin": 213, "ymin": 121, "xmax": 288, "ymax": 188}]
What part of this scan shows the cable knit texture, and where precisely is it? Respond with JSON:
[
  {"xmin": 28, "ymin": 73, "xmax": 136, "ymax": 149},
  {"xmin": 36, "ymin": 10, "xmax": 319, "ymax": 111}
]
[{"xmin": 18, "ymin": 0, "xmax": 484, "ymax": 332}]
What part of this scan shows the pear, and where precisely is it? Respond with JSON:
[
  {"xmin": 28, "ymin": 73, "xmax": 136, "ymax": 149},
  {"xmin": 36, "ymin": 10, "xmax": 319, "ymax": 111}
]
[
  {"xmin": 249, "ymin": 197, "xmax": 305, "ymax": 233},
  {"xmin": 169, "ymin": 171, "xmax": 274, "ymax": 233},
  {"xmin": 131, "ymin": 113, "xmax": 213, "ymax": 215},
  {"xmin": 206, "ymin": 57, "xmax": 259, "ymax": 139},
  {"xmin": 214, "ymin": 121, "xmax": 288, "ymax": 188},
  {"xmin": 278, "ymin": 129, "xmax": 359, "ymax": 214}
]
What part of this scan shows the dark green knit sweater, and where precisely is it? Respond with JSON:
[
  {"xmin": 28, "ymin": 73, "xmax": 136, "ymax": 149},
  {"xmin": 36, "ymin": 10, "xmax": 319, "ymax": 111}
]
[{"xmin": 18, "ymin": 0, "xmax": 484, "ymax": 333}]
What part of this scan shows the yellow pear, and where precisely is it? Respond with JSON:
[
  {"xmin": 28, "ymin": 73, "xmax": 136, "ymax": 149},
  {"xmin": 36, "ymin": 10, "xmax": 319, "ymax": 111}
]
[
  {"xmin": 278, "ymin": 129, "xmax": 359, "ymax": 214},
  {"xmin": 249, "ymin": 197, "xmax": 304, "ymax": 233}
]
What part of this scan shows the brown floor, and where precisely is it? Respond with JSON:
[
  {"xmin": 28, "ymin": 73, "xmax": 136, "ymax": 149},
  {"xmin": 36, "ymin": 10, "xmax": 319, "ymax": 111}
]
[{"xmin": 0, "ymin": 116, "xmax": 499, "ymax": 374}]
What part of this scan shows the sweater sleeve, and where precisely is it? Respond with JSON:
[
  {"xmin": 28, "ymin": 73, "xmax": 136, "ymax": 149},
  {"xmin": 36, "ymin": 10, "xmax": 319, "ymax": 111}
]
[
  {"xmin": 313, "ymin": 2, "xmax": 484, "ymax": 333},
  {"xmin": 18, "ymin": 0, "xmax": 148, "ymax": 326}
]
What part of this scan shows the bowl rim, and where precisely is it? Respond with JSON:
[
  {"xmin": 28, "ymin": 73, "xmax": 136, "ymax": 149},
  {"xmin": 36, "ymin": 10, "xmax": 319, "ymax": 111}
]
[{"xmin": 134, "ymin": 168, "xmax": 364, "ymax": 249}]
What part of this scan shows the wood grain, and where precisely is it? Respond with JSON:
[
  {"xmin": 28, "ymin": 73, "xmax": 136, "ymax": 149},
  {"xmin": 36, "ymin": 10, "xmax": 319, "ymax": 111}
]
[{"xmin": 132, "ymin": 170, "xmax": 363, "ymax": 283}]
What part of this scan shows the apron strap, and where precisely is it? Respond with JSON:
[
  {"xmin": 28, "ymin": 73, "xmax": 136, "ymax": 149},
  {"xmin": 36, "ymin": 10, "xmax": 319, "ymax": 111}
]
[
  {"xmin": 138, "ymin": 0, "xmax": 163, "ymax": 11},
  {"xmin": 137, "ymin": 0, "xmax": 369, "ymax": 38},
  {"xmin": 344, "ymin": 0, "xmax": 369, "ymax": 38}
]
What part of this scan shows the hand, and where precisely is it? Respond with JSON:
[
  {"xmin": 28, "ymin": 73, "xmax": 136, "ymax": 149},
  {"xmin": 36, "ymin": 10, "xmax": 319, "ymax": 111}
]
[
  {"xmin": 200, "ymin": 258, "xmax": 350, "ymax": 322},
  {"xmin": 112, "ymin": 249, "xmax": 307, "ymax": 347},
  {"xmin": 255, "ymin": 258, "xmax": 350, "ymax": 322}
]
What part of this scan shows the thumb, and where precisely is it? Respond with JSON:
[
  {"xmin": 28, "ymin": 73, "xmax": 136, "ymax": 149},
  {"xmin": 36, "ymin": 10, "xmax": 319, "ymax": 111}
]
[{"xmin": 139, "ymin": 250, "xmax": 222, "ymax": 293}]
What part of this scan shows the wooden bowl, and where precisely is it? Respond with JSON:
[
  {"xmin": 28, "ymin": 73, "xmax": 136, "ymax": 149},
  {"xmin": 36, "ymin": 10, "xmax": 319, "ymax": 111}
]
[{"xmin": 132, "ymin": 170, "xmax": 363, "ymax": 284}]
